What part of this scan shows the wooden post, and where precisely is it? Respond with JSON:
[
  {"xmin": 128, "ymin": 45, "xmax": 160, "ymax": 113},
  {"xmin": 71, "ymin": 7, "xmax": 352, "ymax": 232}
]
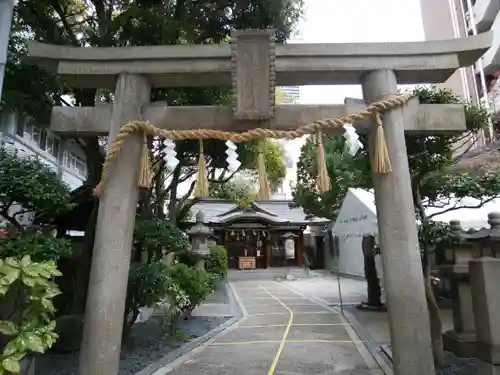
[
  {"xmin": 297, "ymin": 232, "xmax": 304, "ymax": 267},
  {"xmin": 265, "ymin": 237, "xmax": 271, "ymax": 268}
]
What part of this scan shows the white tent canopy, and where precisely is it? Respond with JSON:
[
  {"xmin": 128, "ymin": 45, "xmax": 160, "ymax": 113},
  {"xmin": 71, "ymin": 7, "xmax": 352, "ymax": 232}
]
[
  {"xmin": 331, "ymin": 188, "xmax": 500, "ymax": 277},
  {"xmin": 345, "ymin": 188, "xmax": 500, "ymax": 230}
]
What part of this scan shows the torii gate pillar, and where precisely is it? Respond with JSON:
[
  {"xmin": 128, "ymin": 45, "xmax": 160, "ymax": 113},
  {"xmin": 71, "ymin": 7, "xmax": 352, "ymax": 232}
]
[
  {"xmin": 362, "ymin": 69, "xmax": 434, "ymax": 375},
  {"xmin": 78, "ymin": 74, "xmax": 151, "ymax": 375}
]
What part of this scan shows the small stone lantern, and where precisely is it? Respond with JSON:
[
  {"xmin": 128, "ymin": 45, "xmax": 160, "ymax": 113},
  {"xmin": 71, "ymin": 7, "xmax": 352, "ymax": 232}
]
[
  {"xmin": 440, "ymin": 220, "xmax": 478, "ymax": 357},
  {"xmin": 187, "ymin": 211, "xmax": 213, "ymax": 270},
  {"xmin": 466, "ymin": 212, "xmax": 500, "ymax": 258}
]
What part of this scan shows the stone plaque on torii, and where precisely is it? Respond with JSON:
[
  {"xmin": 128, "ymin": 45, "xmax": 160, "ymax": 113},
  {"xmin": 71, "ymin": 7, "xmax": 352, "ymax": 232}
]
[{"xmin": 27, "ymin": 30, "xmax": 491, "ymax": 375}]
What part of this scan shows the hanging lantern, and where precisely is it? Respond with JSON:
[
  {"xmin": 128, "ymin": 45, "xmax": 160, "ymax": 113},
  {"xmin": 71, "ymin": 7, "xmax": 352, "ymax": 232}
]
[
  {"xmin": 285, "ymin": 237, "xmax": 295, "ymax": 259},
  {"xmin": 163, "ymin": 138, "xmax": 179, "ymax": 171}
]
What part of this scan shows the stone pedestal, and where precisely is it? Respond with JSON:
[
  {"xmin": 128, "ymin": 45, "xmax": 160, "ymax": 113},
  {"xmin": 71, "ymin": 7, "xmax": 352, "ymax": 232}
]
[
  {"xmin": 361, "ymin": 69, "xmax": 434, "ymax": 375},
  {"xmin": 78, "ymin": 74, "xmax": 151, "ymax": 375},
  {"xmin": 441, "ymin": 220, "xmax": 477, "ymax": 357},
  {"xmin": 470, "ymin": 258, "xmax": 500, "ymax": 375}
]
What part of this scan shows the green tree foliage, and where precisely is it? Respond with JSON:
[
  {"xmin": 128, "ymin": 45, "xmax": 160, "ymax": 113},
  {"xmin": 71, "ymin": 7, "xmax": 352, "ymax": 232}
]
[
  {"xmin": 5, "ymin": 0, "xmax": 303, "ymax": 189},
  {"xmin": 0, "ymin": 256, "xmax": 62, "ymax": 374},
  {"xmin": 293, "ymin": 135, "xmax": 369, "ymax": 220},
  {"xmin": 206, "ymin": 244, "xmax": 228, "ymax": 280},
  {"xmin": 294, "ymin": 87, "xmax": 499, "ymax": 222},
  {"xmin": 293, "ymin": 86, "xmax": 499, "ymax": 366},
  {"xmin": 0, "ymin": 149, "xmax": 70, "ymax": 368},
  {"xmin": 209, "ymin": 174, "xmax": 258, "ymax": 208},
  {"xmin": 133, "ymin": 216, "xmax": 190, "ymax": 262},
  {"xmin": 0, "ymin": 148, "xmax": 73, "ymax": 229}
]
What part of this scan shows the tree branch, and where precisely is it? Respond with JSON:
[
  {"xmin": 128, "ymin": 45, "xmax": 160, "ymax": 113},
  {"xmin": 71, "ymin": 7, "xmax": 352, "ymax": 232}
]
[{"xmin": 426, "ymin": 196, "xmax": 498, "ymax": 218}]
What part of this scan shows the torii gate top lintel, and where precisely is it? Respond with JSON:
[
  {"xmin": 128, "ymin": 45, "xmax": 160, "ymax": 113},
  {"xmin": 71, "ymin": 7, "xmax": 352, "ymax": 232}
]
[{"xmin": 26, "ymin": 29, "xmax": 492, "ymax": 89}]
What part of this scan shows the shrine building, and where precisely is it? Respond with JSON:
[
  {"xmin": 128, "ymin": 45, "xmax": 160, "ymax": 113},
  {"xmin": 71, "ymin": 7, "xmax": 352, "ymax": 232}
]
[{"xmin": 188, "ymin": 198, "xmax": 332, "ymax": 270}]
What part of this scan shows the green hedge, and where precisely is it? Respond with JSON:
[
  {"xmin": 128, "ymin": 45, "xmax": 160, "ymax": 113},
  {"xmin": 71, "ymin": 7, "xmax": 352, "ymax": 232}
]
[{"xmin": 206, "ymin": 245, "xmax": 228, "ymax": 280}]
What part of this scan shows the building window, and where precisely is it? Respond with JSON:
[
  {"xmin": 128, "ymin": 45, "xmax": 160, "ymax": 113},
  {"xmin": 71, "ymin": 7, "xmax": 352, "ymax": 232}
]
[
  {"xmin": 15, "ymin": 115, "xmax": 24, "ymax": 137},
  {"xmin": 64, "ymin": 151, "xmax": 86, "ymax": 176},
  {"xmin": 31, "ymin": 125, "xmax": 41, "ymax": 146},
  {"xmin": 53, "ymin": 138, "xmax": 60, "ymax": 158},
  {"xmin": 46, "ymin": 134, "xmax": 60, "ymax": 158},
  {"xmin": 39, "ymin": 128, "xmax": 47, "ymax": 150}
]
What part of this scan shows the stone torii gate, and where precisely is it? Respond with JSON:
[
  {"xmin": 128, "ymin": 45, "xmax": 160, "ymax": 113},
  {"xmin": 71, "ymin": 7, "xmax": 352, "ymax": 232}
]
[{"xmin": 28, "ymin": 30, "xmax": 491, "ymax": 375}]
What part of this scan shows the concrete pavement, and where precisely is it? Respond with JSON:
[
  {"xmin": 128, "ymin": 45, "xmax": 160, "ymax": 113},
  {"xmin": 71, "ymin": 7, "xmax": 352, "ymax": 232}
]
[
  {"xmin": 281, "ymin": 274, "xmax": 368, "ymax": 306},
  {"xmin": 152, "ymin": 280, "xmax": 383, "ymax": 375}
]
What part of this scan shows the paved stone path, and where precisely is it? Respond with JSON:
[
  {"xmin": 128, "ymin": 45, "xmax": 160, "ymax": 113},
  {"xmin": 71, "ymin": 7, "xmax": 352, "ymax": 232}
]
[{"xmin": 154, "ymin": 280, "xmax": 384, "ymax": 375}]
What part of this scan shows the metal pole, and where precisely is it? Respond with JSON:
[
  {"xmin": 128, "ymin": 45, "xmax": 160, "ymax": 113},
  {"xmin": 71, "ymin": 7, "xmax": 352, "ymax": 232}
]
[
  {"xmin": 0, "ymin": 0, "xmax": 15, "ymax": 100},
  {"xmin": 465, "ymin": 0, "xmax": 495, "ymax": 142},
  {"xmin": 336, "ymin": 266, "xmax": 344, "ymax": 313}
]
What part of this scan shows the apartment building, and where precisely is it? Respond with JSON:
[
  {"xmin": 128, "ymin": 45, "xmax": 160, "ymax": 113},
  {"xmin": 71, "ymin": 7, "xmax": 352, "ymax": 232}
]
[
  {"xmin": 273, "ymin": 86, "xmax": 301, "ymax": 199},
  {"xmin": 0, "ymin": 111, "xmax": 87, "ymax": 191},
  {"xmin": 420, "ymin": 0, "xmax": 499, "ymax": 150},
  {"xmin": 278, "ymin": 86, "xmax": 301, "ymax": 104},
  {"xmin": 420, "ymin": 0, "xmax": 481, "ymax": 103}
]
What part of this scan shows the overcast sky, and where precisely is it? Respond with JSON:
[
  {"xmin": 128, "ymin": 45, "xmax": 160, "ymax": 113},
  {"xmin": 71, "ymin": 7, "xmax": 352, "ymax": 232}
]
[
  {"xmin": 179, "ymin": 0, "xmax": 427, "ymax": 197},
  {"xmin": 279, "ymin": 0, "xmax": 426, "ymax": 197}
]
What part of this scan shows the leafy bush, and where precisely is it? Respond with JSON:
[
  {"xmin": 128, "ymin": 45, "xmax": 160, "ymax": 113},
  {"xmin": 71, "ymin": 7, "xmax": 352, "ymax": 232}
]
[
  {"xmin": 0, "ymin": 232, "xmax": 71, "ymax": 262},
  {"xmin": 206, "ymin": 245, "xmax": 228, "ymax": 280},
  {"xmin": 168, "ymin": 263, "xmax": 213, "ymax": 313},
  {"xmin": 0, "ymin": 256, "xmax": 61, "ymax": 374},
  {"xmin": 0, "ymin": 148, "xmax": 73, "ymax": 226},
  {"xmin": 134, "ymin": 217, "xmax": 190, "ymax": 262},
  {"xmin": 123, "ymin": 262, "xmax": 171, "ymax": 337}
]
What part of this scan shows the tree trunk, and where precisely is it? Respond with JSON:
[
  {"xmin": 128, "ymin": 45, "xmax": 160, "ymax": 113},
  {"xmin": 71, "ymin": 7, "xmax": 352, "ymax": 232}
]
[
  {"xmin": 167, "ymin": 164, "xmax": 182, "ymax": 222},
  {"xmin": 425, "ymin": 264, "xmax": 445, "ymax": 368},
  {"xmin": 412, "ymin": 185, "xmax": 445, "ymax": 368},
  {"xmin": 71, "ymin": 202, "xmax": 98, "ymax": 314}
]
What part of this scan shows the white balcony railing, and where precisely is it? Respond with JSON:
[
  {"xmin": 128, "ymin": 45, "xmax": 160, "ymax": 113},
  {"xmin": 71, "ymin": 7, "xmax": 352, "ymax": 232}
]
[{"xmin": 473, "ymin": 0, "xmax": 500, "ymax": 32}]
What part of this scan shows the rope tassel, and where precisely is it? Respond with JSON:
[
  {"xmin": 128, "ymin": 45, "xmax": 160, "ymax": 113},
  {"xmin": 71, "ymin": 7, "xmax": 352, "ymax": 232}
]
[
  {"xmin": 257, "ymin": 140, "xmax": 270, "ymax": 200},
  {"xmin": 138, "ymin": 133, "xmax": 151, "ymax": 189},
  {"xmin": 372, "ymin": 112, "xmax": 392, "ymax": 174},
  {"xmin": 316, "ymin": 132, "xmax": 331, "ymax": 194},
  {"xmin": 195, "ymin": 140, "xmax": 209, "ymax": 198},
  {"xmin": 91, "ymin": 92, "xmax": 410, "ymax": 196}
]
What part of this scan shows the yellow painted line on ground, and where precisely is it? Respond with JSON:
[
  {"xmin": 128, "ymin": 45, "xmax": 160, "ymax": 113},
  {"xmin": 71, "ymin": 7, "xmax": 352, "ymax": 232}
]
[
  {"xmin": 210, "ymin": 339, "xmax": 364, "ymax": 346},
  {"xmin": 250, "ymin": 311, "xmax": 333, "ymax": 316},
  {"xmin": 259, "ymin": 285, "xmax": 294, "ymax": 375},
  {"xmin": 244, "ymin": 304, "xmax": 318, "ymax": 308},
  {"xmin": 235, "ymin": 323, "xmax": 351, "ymax": 329}
]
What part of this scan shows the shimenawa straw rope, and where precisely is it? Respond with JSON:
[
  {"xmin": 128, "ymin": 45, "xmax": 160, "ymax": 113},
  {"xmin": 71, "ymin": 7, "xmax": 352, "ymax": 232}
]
[{"xmin": 93, "ymin": 92, "xmax": 412, "ymax": 196}]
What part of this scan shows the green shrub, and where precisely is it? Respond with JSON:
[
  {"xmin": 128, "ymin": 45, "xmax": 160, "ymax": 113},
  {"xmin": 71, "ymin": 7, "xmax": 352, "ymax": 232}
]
[
  {"xmin": 0, "ymin": 256, "xmax": 61, "ymax": 374},
  {"xmin": 124, "ymin": 262, "xmax": 171, "ymax": 337},
  {"xmin": 124, "ymin": 262, "xmax": 192, "ymax": 338},
  {"xmin": 0, "ymin": 232, "xmax": 71, "ymax": 262},
  {"xmin": 168, "ymin": 263, "xmax": 213, "ymax": 313},
  {"xmin": 134, "ymin": 217, "xmax": 190, "ymax": 263},
  {"xmin": 206, "ymin": 245, "xmax": 228, "ymax": 281}
]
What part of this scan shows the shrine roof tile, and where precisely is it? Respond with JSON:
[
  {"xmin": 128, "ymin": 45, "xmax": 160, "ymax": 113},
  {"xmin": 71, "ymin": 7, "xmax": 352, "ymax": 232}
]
[{"xmin": 187, "ymin": 198, "xmax": 331, "ymax": 225}]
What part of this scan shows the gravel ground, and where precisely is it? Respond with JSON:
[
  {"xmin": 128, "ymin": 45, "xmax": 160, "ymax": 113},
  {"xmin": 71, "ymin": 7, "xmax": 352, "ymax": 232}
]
[
  {"xmin": 383, "ymin": 345, "xmax": 477, "ymax": 375},
  {"xmin": 35, "ymin": 283, "xmax": 231, "ymax": 375}
]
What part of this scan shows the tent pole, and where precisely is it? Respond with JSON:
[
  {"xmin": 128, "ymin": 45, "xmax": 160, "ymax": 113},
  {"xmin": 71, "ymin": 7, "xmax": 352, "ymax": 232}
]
[{"xmin": 337, "ymin": 268, "xmax": 344, "ymax": 312}]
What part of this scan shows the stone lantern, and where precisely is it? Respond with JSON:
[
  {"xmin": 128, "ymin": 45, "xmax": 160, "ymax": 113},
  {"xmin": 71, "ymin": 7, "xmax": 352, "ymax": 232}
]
[
  {"xmin": 187, "ymin": 211, "xmax": 213, "ymax": 270},
  {"xmin": 466, "ymin": 212, "xmax": 500, "ymax": 258},
  {"xmin": 440, "ymin": 220, "xmax": 478, "ymax": 358}
]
